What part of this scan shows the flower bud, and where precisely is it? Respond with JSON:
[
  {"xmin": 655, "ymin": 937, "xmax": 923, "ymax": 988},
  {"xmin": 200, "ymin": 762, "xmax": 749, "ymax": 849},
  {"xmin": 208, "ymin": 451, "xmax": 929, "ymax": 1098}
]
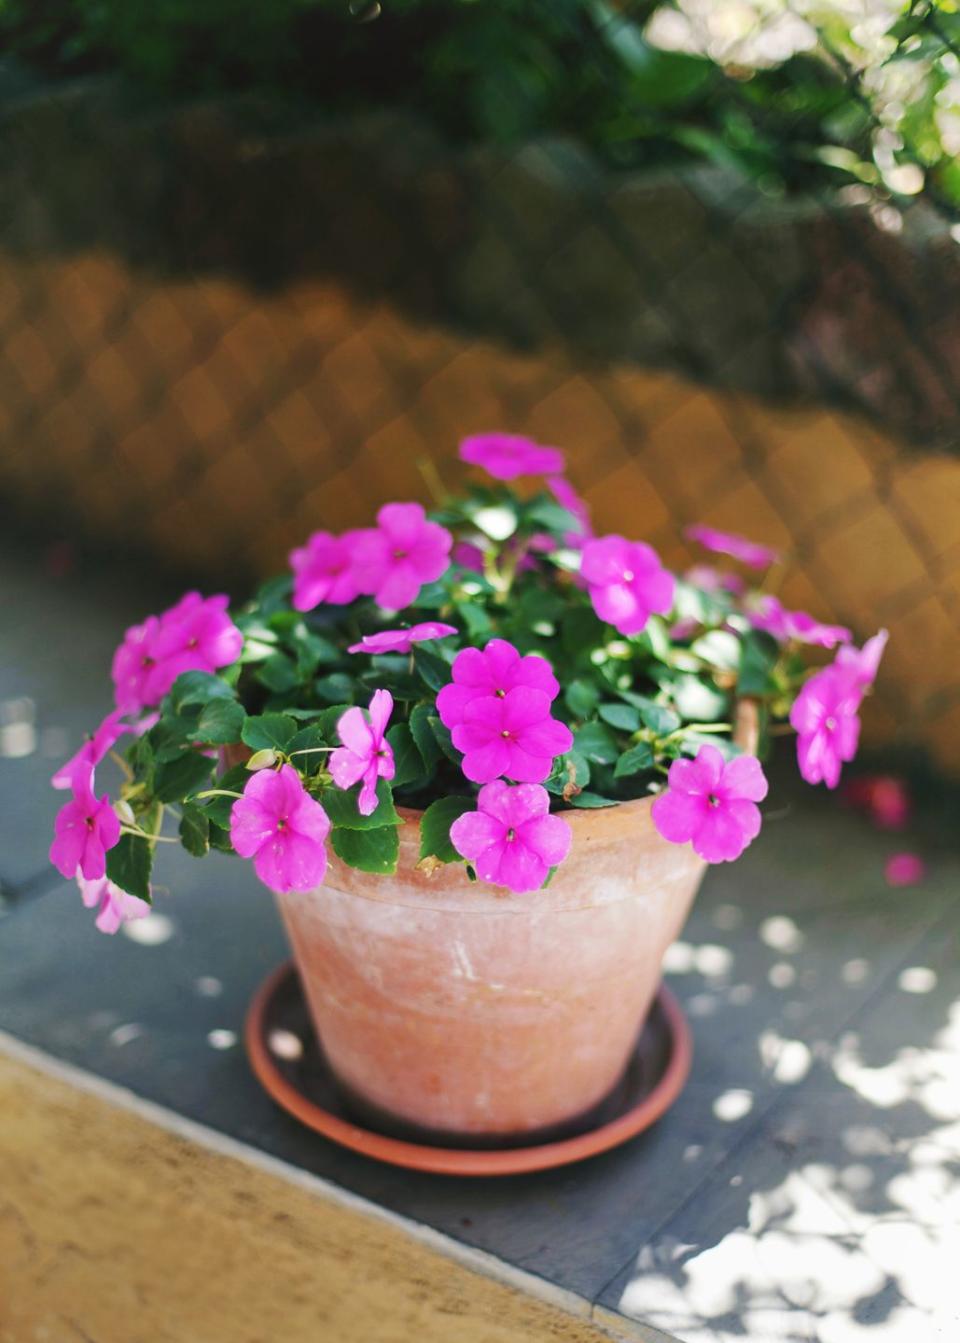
[
  {"xmin": 246, "ymin": 748, "xmax": 278, "ymax": 771},
  {"xmin": 113, "ymin": 798, "xmax": 136, "ymax": 826}
]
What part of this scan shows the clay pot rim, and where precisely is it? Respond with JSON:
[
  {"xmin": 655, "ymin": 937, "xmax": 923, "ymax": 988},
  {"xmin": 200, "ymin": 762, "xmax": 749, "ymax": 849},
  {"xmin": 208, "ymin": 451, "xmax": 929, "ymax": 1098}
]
[
  {"xmin": 309, "ymin": 699, "xmax": 761, "ymax": 909},
  {"xmin": 389, "ymin": 696, "xmax": 759, "ymax": 833}
]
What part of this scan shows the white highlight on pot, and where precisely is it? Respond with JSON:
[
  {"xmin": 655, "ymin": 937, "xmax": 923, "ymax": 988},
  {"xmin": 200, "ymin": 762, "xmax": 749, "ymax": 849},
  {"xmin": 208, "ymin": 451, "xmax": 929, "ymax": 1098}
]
[
  {"xmin": 123, "ymin": 913, "xmax": 174, "ymax": 946},
  {"xmin": 207, "ymin": 1029, "xmax": 237, "ymax": 1050},
  {"xmin": 760, "ymin": 915, "xmax": 805, "ymax": 954},
  {"xmin": 713, "ymin": 1088, "xmax": 754, "ymax": 1122},
  {"xmin": 898, "ymin": 966, "xmax": 937, "ymax": 994}
]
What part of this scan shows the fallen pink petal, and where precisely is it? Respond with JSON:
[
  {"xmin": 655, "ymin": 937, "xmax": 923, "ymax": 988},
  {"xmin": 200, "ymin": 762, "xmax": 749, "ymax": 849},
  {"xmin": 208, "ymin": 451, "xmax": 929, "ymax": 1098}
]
[{"xmin": 885, "ymin": 852, "xmax": 926, "ymax": 887}]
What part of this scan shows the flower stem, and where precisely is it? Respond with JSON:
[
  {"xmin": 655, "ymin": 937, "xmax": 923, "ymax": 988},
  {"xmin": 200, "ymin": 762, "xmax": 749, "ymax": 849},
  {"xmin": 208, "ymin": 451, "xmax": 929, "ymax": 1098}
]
[{"xmin": 416, "ymin": 456, "xmax": 447, "ymax": 506}]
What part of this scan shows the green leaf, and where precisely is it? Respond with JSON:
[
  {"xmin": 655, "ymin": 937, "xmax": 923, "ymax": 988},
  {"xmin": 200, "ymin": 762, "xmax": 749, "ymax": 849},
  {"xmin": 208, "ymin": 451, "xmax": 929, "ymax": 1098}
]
[
  {"xmin": 545, "ymin": 749, "xmax": 590, "ymax": 797},
  {"xmin": 170, "ymin": 671, "xmax": 234, "ymax": 710},
  {"xmin": 523, "ymin": 496, "xmax": 579, "ymax": 534},
  {"xmin": 614, "ymin": 741, "xmax": 655, "ymax": 778},
  {"xmin": 691, "ymin": 629, "xmax": 741, "ymax": 672},
  {"xmin": 208, "ymin": 823, "xmax": 235, "ymax": 854},
  {"xmin": 562, "ymin": 607, "xmax": 605, "ymax": 660},
  {"xmin": 428, "ymin": 716, "xmax": 462, "ymax": 766},
  {"xmin": 150, "ymin": 712, "xmax": 201, "ymax": 762},
  {"xmin": 565, "ymin": 677, "xmax": 599, "ymax": 719},
  {"xmin": 409, "ymin": 703, "xmax": 442, "ymax": 771},
  {"xmin": 574, "ymin": 721, "xmax": 619, "ymax": 765},
  {"xmin": 105, "ymin": 833, "xmax": 153, "ymax": 900},
  {"xmin": 331, "ymin": 824, "xmax": 399, "ymax": 875},
  {"xmin": 738, "ymin": 630, "xmax": 780, "ymax": 696},
  {"xmin": 459, "ymin": 603, "xmax": 494, "ymax": 641},
  {"xmin": 641, "ymin": 615, "xmax": 672, "ymax": 663},
  {"xmin": 322, "ymin": 778, "xmax": 399, "ymax": 830},
  {"xmin": 418, "ymin": 796, "xmax": 475, "ymax": 863},
  {"xmin": 316, "ymin": 704, "xmax": 353, "ymax": 741},
  {"xmin": 241, "ymin": 713, "xmax": 297, "ymax": 752},
  {"xmin": 315, "ymin": 672, "xmax": 356, "ymax": 704},
  {"xmin": 619, "ymin": 694, "xmax": 682, "ymax": 736},
  {"xmin": 287, "ymin": 724, "xmax": 326, "ymax": 758},
  {"xmin": 569, "ymin": 790, "xmax": 620, "ymax": 808},
  {"xmin": 598, "ymin": 702, "xmax": 641, "ymax": 732},
  {"xmin": 198, "ymin": 764, "xmax": 249, "ymax": 827},
  {"xmin": 680, "ymin": 732, "xmax": 741, "ymax": 761},
  {"xmin": 178, "ymin": 805, "xmax": 210, "ymax": 857},
  {"xmin": 153, "ymin": 750, "xmax": 214, "ymax": 803},
  {"xmin": 672, "ymin": 675, "xmax": 729, "ymax": 722},
  {"xmin": 413, "ymin": 647, "xmax": 452, "ymax": 692},
  {"xmin": 196, "ymin": 698, "xmax": 245, "ymax": 745},
  {"xmin": 386, "ymin": 722, "xmax": 426, "ymax": 789},
  {"xmin": 410, "ymin": 580, "xmax": 448, "ymax": 610},
  {"xmin": 256, "ymin": 652, "xmax": 300, "ymax": 693},
  {"xmin": 128, "ymin": 731, "xmax": 155, "ymax": 777},
  {"xmin": 290, "ymin": 624, "xmax": 339, "ymax": 677}
]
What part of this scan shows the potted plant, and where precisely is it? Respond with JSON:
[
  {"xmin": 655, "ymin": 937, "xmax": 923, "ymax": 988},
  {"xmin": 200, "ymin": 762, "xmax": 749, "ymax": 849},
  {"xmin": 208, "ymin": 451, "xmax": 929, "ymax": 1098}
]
[{"xmin": 49, "ymin": 433, "xmax": 886, "ymax": 1140}]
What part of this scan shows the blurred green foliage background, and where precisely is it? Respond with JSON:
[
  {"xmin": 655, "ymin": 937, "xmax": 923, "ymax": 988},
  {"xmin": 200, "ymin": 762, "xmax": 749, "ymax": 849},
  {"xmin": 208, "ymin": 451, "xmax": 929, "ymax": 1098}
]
[{"xmin": 2, "ymin": 1, "xmax": 959, "ymax": 206}]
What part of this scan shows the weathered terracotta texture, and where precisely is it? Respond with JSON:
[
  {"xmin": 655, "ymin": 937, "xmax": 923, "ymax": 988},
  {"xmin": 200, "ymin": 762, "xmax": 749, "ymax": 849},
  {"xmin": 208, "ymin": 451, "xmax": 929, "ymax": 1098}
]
[{"xmin": 279, "ymin": 797, "xmax": 707, "ymax": 1137}]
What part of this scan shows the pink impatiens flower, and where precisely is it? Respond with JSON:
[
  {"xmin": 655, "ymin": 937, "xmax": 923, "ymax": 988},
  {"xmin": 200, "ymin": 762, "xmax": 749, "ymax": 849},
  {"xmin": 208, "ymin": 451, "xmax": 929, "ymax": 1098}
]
[
  {"xmin": 652, "ymin": 745, "xmax": 768, "ymax": 863},
  {"xmin": 52, "ymin": 708, "xmax": 128, "ymax": 790},
  {"xmin": 437, "ymin": 638, "xmax": 559, "ymax": 729},
  {"xmin": 459, "ymin": 433, "xmax": 565, "ymax": 481},
  {"xmin": 329, "ymin": 689, "xmax": 395, "ymax": 815},
  {"xmin": 78, "ymin": 874, "xmax": 151, "ymax": 934},
  {"xmin": 835, "ymin": 629, "xmax": 888, "ymax": 691},
  {"xmin": 790, "ymin": 666, "xmax": 862, "ymax": 790},
  {"xmin": 49, "ymin": 764, "xmax": 122, "ymax": 881},
  {"xmin": 230, "ymin": 764, "xmax": 331, "ymax": 894},
  {"xmin": 452, "ymin": 540, "xmax": 486, "ymax": 573},
  {"xmin": 111, "ymin": 614, "xmax": 164, "ymax": 713},
  {"xmin": 748, "ymin": 595, "xmax": 852, "ymax": 649},
  {"xmin": 686, "ymin": 525, "xmax": 780, "ymax": 570},
  {"xmin": 884, "ymin": 852, "xmax": 926, "ymax": 888},
  {"xmin": 580, "ymin": 535, "xmax": 675, "ymax": 636},
  {"xmin": 151, "ymin": 591, "xmax": 243, "ymax": 683},
  {"xmin": 111, "ymin": 592, "xmax": 243, "ymax": 714},
  {"xmin": 347, "ymin": 622, "xmax": 457, "ymax": 656},
  {"xmin": 351, "ymin": 503, "xmax": 453, "ymax": 610},
  {"xmin": 449, "ymin": 781, "xmax": 572, "ymax": 893},
  {"xmin": 451, "ymin": 687, "xmax": 573, "ymax": 784},
  {"xmin": 844, "ymin": 774, "xmax": 910, "ymax": 831},
  {"xmin": 289, "ymin": 530, "xmax": 363, "ymax": 611},
  {"xmin": 685, "ymin": 564, "xmax": 745, "ymax": 596}
]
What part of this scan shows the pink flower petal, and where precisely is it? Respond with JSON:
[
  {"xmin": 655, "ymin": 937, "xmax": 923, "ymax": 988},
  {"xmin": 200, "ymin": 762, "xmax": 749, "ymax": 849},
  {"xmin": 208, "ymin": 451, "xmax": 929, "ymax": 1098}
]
[
  {"xmin": 884, "ymin": 852, "xmax": 926, "ymax": 887},
  {"xmin": 449, "ymin": 810, "xmax": 505, "ymax": 860}
]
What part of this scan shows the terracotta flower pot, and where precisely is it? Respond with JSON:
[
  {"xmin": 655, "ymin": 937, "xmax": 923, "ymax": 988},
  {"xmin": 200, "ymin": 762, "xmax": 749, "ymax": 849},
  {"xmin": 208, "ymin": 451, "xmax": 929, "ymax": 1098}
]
[{"xmin": 275, "ymin": 704, "xmax": 757, "ymax": 1140}]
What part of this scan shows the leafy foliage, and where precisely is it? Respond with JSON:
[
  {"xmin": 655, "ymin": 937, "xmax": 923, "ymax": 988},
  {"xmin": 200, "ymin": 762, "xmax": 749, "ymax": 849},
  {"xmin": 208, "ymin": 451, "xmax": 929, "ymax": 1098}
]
[
  {"xmin": 2, "ymin": 2, "xmax": 958, "ymax": 206},
  {"xmin": 89, "ymin": 462, "xmax": 832, "ymax": 902}
]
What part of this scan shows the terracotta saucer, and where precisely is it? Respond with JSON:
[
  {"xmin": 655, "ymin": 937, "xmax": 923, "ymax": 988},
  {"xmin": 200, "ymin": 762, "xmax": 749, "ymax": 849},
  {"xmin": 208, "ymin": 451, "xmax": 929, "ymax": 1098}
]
[{"xmin": 246, "ymin": 962, "xmax": 691, "ymax": 1177}]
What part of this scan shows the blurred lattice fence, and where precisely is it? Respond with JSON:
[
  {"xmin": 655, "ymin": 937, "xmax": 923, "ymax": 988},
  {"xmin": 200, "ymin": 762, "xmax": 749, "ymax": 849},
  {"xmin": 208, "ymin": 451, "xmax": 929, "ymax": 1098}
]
[{"xmin": 1, "ymin": 74, "xmax": 959, "ymax": 772}]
